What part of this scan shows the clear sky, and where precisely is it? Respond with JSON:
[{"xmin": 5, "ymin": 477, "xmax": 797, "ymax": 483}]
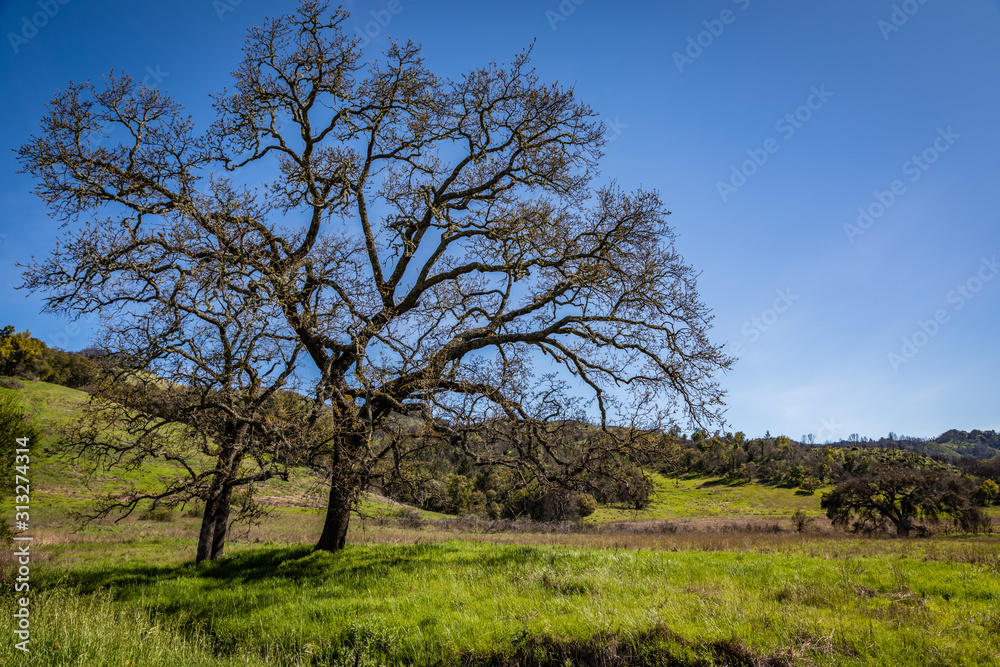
[{"xmin": 2, "ymin": 0, "xmax": 998, "ymax": 441}]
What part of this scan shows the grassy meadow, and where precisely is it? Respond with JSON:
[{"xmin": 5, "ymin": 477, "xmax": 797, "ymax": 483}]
[{"xmin": 2, "ymin": 380, "xmax": 999, "ymax": 666}]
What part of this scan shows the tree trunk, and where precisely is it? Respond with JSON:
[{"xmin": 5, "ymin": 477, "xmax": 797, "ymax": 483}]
[
  {"xmin": 196, "ymin": 439, "xmax": 241, "ymax": 564},
  {"xmin": 316, "ymin": 474, "xmax": 352, "ymax": 553},
  {"xmin": 210, "ymin": 484, "xmax": 233, "ymax": 560},
  {"xmin": 196, "ymin": 492, "xmax": 221, "ymax": 564},
  {"xmin": 894, "ymin": 516, "xmax": 913, "ymax": 536}
]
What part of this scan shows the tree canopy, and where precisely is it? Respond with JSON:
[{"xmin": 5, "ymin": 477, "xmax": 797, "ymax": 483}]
[
  {"xmin": 821, "ymin": 467, "xmax": 982, "ymax": 536},
  {"xmin": 18, "ymin": 1, "xmax": 732, "ymax": 552}
]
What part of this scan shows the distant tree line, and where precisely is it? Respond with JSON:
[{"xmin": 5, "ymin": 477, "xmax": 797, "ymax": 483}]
[
  {"xmin": 376, "ymin": 419, "xmax": 653, "ymax": 521},
  {"xmin": 655, "ymin": 430, "xmax": 996, "ymax": 536},
  {"xmin": 385, "ymin": 427, "xmax": 999, "ymax": 530},
  {"xmin": 0, "ymin": 326, "xmax": 100, "ymax": 390},
  {"xmin": 814, "ymin": 430, "xmax": 1000, "ymax": 462},
  {"xmin": 375, "ymin": 425, "xmax": 999, "ymax": 529}
]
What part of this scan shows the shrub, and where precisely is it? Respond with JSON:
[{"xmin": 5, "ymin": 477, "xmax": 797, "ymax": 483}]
[
  {"xmin": 0, "ymin": 327, "xmax": 44, "ymax": 376},
  {"xmin": 790, "ymin": 509, "xmax": 815, "ymax": 533},
  {"xmin": 0, "ymin": 376, "xmax": 24, "ymax": 390},
  {"xmin": 396, "ymin": 507, "xmax": 425, "ymax": 528},
  {"xmin": 798, "ymin": 476, "xmax": 822, "ymax": 494},
  {"xmin": 955, "ymin": 507, "xmax": 993, "ymax": 535},
  {"xmin": 975, "ymin": 479, "xmax": 999, "ymax": 506},
  {"xmin": 139, "ymin": 507, "xmax": 176, "ymax": 522},
  {"xmin": 577, "ymin": 492, "xmax": 598, "ymax": 518}
]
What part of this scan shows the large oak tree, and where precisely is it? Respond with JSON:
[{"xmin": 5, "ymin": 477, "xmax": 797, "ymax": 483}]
[
  {"xmin": 821, "ymin": 467, "xmax": 980, "ymax": 536},
  {"xmin": 19, "ymin": 1, "xmax": 732, "ymax": 553}
]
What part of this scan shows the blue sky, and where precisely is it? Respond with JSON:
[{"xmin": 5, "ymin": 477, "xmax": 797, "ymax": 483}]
[{"xmin": 2, "ymin": 0, "xmax": 998, "ymax": 440}]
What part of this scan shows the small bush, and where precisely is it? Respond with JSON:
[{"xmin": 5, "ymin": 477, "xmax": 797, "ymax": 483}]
[
  {"xmin": 396, "ymin": 507, "xmax": 425, "ymax": 528},
  {"xmin": 719, "ymin": 521, "xmax": 783, "ymax": 534},
  {"xmin": 790, "ymin": 509, "xmax": 815, "ymax": 533},
  {"xmin": 976, "ymin": 479, "xmax": 999, "ymax": 506},
  {"xmin": 577, "ymin": 492, "xmax": 598, "ymax": 518},
  {"xmin": 956, "ymin": 508, "xmax": 993, "ymax": 535},
  {"xmin": 604, "ymin": 521, "xmax": 678, "ymax": 535},
  {"xmin": 140, "ymin": 507, "xmax": 176, "ymax": 522},
  {"xmin": 798, "ymin": 476, "xmax": 822, "ymax": 494},
  {"xmin": 0, "ymin": 376, "xmax": 24, "ymax": 390}
]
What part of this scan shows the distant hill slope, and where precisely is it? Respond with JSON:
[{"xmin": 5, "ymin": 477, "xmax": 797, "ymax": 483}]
[
  {"xmin": 819, "ymin": 430, "xmax": 1000, "ymax": 461},
  {"xmin": 930, "ymin": 429, "xmax": 1000, "ymax": 459},
  {"xmin": 0, "ymin": 378, "xmax": 440, "ymax": 520},
  {"xmin": 0, "ymin": 378, "xmax": 89, "ymax": 438}
]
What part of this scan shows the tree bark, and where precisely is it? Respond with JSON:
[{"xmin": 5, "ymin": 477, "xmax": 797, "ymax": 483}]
[
  {"xmin": 315, "ymin": 473, "xmax": 352, "ymax": 553},
  {"xmin": 196, "ymin": 441, "xmax": 241, "ymax": 564},
  {"xmin": 893, "ymin": 514, "xmax": 913, "ymax": 537},
  {"xmin": 196, "ymin": 492, "xmax": 221, "ymax": 564},
  {"xmin": 210, "ymin": 484, "xmax": 233, "ymax": 560}
]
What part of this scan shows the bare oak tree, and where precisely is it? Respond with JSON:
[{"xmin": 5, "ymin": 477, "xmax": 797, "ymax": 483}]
[
  {"xmin": 36, "ymin": 240, "xmax": 311, "ymax": 562},
  {"xmin": 19, "ymin": 1, "xmax": 732, "ymax": 553}
]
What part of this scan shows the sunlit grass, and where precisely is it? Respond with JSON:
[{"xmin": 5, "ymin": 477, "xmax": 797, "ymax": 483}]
[{"xmin": 3, "ymin": 539, "xmax": 999, "ymax": 666}]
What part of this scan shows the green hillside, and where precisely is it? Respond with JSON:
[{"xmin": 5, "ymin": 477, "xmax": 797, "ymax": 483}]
[
  {"xmin": 0, "ymin": 378, "xmax": 87, "ymax": 430},
  {"xmin": 0, "ymin": 379, "xmax": 442, "ymax": 533},
  {"xmin": 3, "ymin": 379, "xmax": 831, "ymax": 529},
  {"xmin": 4, "ymin": 379, "xmax": 993, "ymax": 531},
  {"xmin": 590, "ymin": 472, "xmax": 827, "ymax": 522}
]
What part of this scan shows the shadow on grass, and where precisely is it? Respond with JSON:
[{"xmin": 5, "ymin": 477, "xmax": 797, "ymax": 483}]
[
  {"xmin": 692, "ymin": 475, "xmax": 805, "ymax": 493},
  {"xmin": 29, "ymin": 541, "xmax": 827, "ymax": 665},
  {"xmin": 39, "ymin": 541, "xmax": 547, "ymax": 599},
  {"xmin": 697, "ymin": 477, "xmax": 750, "ymax": 489},
  {"xmin": 462, "ymin": 623, "xmax": 793, "ymax": 667}
]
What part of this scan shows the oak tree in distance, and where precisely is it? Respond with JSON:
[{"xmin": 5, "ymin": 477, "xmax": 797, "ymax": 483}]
[{"xmin": 18, "ymin": 1, "xmax": 733, "ymax": 553}]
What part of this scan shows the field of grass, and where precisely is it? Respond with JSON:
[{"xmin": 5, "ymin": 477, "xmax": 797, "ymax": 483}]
[
  {"xmin": 3, "ymin": 537, "xmax": 999, "ymax": 666},
  {"xmin": 3, "ymin": 379, "xmax": 1000, "ymax": 665}
]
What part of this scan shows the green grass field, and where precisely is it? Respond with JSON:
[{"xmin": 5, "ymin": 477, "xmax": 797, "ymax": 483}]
[
  {"xmin": 3, "ymin": 538, "xmax": 999, "ymax": 666},
  {"xmin": 2, "ymin": 380, "xmax": 999, "ymax": 665}
]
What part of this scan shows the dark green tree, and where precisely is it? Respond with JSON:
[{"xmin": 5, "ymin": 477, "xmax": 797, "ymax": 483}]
[
  {"xmin": 0, "ymin": 393, "xmax": 42, "ymax": 546},
  {"xmin": 821, "ymin": 467, "xmax": 978, "ymax": 536}
]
